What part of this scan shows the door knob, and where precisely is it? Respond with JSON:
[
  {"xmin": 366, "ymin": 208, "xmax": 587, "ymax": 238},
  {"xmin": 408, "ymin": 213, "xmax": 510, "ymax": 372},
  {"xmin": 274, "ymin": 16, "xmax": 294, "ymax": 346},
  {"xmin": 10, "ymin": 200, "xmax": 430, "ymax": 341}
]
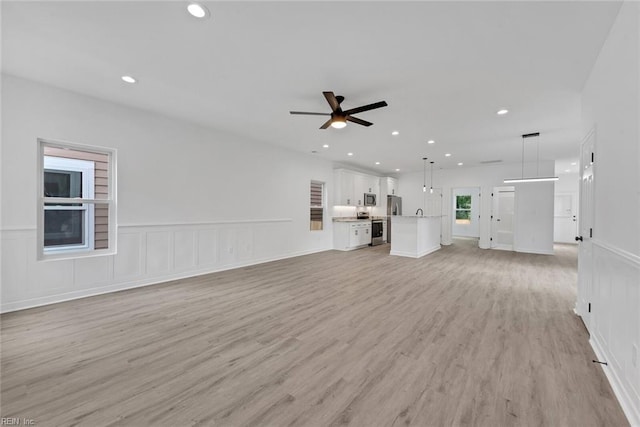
[{"xmin": 575, "ymin": 236, "xmax": 583, "ymax": 242}]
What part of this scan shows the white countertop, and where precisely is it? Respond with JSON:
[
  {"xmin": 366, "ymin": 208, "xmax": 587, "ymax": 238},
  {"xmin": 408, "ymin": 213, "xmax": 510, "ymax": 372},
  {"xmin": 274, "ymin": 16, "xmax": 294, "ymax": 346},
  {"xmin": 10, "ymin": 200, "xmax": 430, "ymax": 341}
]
[{"xmin": 332, "ymin": 217, "xmax": 387, "ymax": 222}]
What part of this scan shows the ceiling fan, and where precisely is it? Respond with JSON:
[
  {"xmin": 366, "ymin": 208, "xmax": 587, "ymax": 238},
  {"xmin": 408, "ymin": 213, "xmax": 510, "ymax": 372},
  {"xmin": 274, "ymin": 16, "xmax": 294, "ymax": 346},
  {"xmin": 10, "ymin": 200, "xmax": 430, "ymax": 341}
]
[{"xmin": 290, "ymin": 91, "xmax": 388, "ymax": 129}]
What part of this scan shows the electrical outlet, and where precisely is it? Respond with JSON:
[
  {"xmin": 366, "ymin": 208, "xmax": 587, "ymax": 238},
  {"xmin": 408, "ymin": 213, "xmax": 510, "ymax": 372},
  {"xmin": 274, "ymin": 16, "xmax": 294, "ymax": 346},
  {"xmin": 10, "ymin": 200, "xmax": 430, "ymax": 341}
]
[{"xmin": 632, "ymin": 344, "xmax": 638, "ymax": 368}]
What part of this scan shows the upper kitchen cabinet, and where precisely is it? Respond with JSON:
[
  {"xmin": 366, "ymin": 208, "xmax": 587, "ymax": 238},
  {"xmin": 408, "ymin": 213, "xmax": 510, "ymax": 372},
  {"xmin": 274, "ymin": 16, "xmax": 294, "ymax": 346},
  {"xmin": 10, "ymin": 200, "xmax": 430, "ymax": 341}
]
[
  {"xmin": 333, "ymin": 169, "xmax": 380, "ymax": 206},
  {"xmin": 334, "ymin": 169, "xmax": 355, "ymax": 206},
  {"xmin": 386, "ymin": 177, "xmax": 399, "ymax": 196}
]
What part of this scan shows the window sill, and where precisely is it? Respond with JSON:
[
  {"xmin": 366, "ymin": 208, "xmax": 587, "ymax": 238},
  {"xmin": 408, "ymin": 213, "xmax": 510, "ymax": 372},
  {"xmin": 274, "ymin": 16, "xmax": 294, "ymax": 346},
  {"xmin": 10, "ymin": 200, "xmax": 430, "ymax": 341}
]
[{"xmin": 38, "ymin": 247, "xmax": 116, "ymax": 262}]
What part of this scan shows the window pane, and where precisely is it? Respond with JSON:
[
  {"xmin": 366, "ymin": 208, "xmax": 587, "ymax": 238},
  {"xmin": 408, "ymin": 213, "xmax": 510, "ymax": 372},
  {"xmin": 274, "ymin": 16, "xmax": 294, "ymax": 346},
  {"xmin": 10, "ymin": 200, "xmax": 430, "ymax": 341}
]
[
  {"xmin": 45, "ymin": 209, "xmax": 85, "ymax": 247},
  {"xmin": 456, "ymin": 210, "xmax": 471, "ymax": 220},
  {"xmin": 44, "ymin": 170, "xmax": 82, "ymax": 198},
  {"xmin": 456, "ymin": 195, "xmax": 471, "ymax": 210}
]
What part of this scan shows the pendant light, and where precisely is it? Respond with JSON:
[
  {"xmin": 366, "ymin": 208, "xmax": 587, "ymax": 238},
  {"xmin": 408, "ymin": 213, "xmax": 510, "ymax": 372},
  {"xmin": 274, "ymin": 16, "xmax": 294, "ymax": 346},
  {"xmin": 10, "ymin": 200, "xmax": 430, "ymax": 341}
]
[
  {"xmin": 504, "ymin": 132, "xmax": 559, "ymax": 183},
  {"xmin": 430, "ymin": 161, "xmax": 434, "ymax": 193},
  {"xmin": 422, "ymin": 157, "xmax": 428, "ymax": 192}
]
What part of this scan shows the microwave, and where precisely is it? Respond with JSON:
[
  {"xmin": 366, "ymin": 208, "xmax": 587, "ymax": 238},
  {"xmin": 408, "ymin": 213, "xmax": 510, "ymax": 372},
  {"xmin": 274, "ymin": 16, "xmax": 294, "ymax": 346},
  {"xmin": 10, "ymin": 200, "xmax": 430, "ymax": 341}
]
[{"xmin": 364, "ymin": 193, "xmax": 377, "ymax": 206}]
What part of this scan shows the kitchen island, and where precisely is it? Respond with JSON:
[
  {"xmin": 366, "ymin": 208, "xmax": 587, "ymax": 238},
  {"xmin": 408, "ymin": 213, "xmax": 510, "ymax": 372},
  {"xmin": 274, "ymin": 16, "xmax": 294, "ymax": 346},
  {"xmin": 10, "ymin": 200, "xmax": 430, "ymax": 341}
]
[{"xmin": 390, "ymin": 216, "xmax": 441, "ymax": 258}]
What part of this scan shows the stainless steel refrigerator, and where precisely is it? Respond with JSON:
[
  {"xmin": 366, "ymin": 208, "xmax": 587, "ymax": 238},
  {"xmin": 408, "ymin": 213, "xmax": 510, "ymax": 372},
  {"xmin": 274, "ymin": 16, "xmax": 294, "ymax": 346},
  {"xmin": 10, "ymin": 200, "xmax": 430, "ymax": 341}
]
[{"xmin": 387, "ymin": 195, "xmax": 402, "ymax": 243}]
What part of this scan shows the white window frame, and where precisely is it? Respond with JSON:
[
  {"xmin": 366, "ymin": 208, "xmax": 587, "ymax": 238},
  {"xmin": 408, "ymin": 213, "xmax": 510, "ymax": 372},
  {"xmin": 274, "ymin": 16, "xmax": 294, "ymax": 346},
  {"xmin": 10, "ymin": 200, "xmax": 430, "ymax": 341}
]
[
  {"xmin": 44, "ymin": 156, "xmax": 95, "ymax": 252},
  {"xmin": 38, "ymin": 139, "xmax": 117, "ymax": 261},
  {"xmin": 310, "ymin": 180, "xmax": 325, "ymax": 231}
]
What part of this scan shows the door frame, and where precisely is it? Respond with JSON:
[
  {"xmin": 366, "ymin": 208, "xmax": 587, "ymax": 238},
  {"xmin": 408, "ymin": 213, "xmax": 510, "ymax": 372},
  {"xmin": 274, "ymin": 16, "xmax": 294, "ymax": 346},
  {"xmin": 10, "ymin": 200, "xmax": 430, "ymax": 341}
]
[
  {"xmin": 491, "ymin": 186, "xmax": 516, "ymax": 250},
  {"xmin": 451, "ymin": 187, "xmax": 480, "ymax": 238},
  {"xmin": 576, "ymin": 128, "xmax": 596, "ymax": 331}
]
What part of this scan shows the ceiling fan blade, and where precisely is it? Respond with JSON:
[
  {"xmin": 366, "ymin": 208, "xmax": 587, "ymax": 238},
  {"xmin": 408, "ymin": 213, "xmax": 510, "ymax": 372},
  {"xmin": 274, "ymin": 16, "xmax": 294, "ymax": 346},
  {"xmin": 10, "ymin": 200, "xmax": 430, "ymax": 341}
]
[
  {"xmin": 323, "ymin": 91, "xmax": 341, "ymax": 112},
  {"xmin": 346, "ymin": 116, "xmax": 373, "ymax": 127},
  {"xmin": 290, "ymin": 111, "xmax": 331, "ymax": 116},
  {"xmin": 319, "ymin": 118, "xmax": 333, "ymax": 129},
  {"xmin": 343, "ymin": 101, "xmax": 388, "ymax": 116}
]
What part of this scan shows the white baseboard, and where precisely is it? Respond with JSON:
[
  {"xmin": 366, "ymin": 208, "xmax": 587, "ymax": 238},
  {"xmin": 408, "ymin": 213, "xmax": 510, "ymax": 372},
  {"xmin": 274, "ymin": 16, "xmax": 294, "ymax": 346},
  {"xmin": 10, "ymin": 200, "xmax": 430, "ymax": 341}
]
[
  {"xmin": 390, "ymin": 245, "xmax": 441, "ymax": 259},
  {"xmin": 590, "ymin": 335, "xmax": 640, "ymax": 427}
]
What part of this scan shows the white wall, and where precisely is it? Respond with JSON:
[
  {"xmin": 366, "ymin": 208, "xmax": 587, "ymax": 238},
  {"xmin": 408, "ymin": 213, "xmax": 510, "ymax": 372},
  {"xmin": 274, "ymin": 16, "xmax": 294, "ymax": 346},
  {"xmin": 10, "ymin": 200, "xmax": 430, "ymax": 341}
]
[
  {"xmin": 579, "ymin": 2, "xmax": 640, "ymax": 425},
  {"xmin": 399, "ymin": 161, "xmax": 555, "ymax": 254},
  {"xmin": 0, "ymin": 75, "xmax": 335, "ymax": 312}
]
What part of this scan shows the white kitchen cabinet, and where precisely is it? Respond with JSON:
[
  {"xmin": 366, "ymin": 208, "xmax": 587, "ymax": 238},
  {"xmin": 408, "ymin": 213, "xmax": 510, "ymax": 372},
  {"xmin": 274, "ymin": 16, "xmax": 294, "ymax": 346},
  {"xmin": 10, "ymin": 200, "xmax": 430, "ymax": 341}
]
[
  {"xmin": 333, "ymin": 169, "xmax": 380, "ymax": 207},
  {"xmin": 363, "ymin": 175, "xmax": 379, "ymax": 195},
  {"xmin": 334, "ymin": 169, "xmax": 355, "ymax": 206},
  {"xmin": 349, "ymin": 222, "xmax": 371, "ymax": 247},
  {"xmin": 386, "ymin": 177, "xmax": 399, "ymax": 196},
  {"xmin": 333, "ymin": 221, "xmax": 371, "ymax": 250},
  {"xmin": 352, "ymin": 173, "xmax": 366, "ymax": 206}
]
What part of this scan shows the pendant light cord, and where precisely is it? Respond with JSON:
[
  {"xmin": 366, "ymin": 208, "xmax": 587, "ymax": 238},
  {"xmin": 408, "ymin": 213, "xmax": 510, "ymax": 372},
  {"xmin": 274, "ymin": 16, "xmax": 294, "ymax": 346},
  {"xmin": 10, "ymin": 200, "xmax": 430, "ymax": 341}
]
[
  {"xmin": 430, "ymin": 161, "xmax": 434, "ymax": 190},
  {"xmin": 422, "ymin": 157, "xmax": 427, "ymax": 191}
]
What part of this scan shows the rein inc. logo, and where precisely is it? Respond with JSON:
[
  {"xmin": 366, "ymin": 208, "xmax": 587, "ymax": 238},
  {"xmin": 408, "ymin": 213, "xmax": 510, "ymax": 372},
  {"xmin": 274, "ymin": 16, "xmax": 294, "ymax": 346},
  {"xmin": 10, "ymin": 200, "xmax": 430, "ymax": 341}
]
[{"xmin": 0, "ymin": 418, "xmax": 35, "ymax": 425}]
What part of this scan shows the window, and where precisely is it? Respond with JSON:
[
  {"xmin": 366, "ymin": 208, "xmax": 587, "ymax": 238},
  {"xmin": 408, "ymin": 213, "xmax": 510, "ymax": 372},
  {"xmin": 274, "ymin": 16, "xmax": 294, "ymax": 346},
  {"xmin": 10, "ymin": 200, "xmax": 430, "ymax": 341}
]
[
  {"xmin": 38, "ymin": 139, "xmax": 116, "ymax": 259},
  {"xmin": 455, "ymin": 195, "xmax": 472, "ymax": 224},
  {"xmin": 310, "ymin": 181, "xmax": 324, "ymax": 231}
]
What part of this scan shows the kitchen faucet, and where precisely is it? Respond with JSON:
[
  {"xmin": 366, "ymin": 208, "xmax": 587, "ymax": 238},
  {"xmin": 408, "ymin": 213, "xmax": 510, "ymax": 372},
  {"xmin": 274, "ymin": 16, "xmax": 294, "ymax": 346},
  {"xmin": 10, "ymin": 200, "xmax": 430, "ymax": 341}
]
[{"xmin": 416, "ymin": 208, "xmax": 423, "ymax": 216}]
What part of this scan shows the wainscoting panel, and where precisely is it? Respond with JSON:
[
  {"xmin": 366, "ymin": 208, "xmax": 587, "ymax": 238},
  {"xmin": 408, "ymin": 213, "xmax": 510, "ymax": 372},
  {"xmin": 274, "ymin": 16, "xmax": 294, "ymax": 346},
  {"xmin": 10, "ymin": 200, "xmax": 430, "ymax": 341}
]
[
  {"xmin": 589, "ymin": 240, "xmax": 640, "ymax": 427},
  {"xmin": 146, "ymin": 231, "xmax": 171, "ymax": 276},
  {"xmin": 1, "ymin": 233, "xmax": 29, "ymax": 303},
  {"xmin": 113, "ymin": 232, "xmax": 143, "ymax": 280},
  {"xmin": 26, "ymin": 243, "xmax": 74, "ymax": 296},
  {"xmin": 196, "ymin": 229, "xmax": 218, "ymax": 266},
  {"xmin": 173, "ymin": 230, "xmax": 196, "ymax": 271},
  {"xmin": 74, "ymin": 255, "xmax": 112, "ymax": 288},
  {"xmin": 0, "ymin": 219, "xmax": 317, "ymax": 313}
]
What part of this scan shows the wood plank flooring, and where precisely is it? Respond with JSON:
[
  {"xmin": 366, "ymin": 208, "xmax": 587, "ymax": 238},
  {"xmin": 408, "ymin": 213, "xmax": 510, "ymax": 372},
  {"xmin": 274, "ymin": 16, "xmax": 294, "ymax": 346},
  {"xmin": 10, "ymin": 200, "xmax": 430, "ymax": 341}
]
[{"xmin": 0, "ymin": 239, "xmax": 629, "ymax": 426}]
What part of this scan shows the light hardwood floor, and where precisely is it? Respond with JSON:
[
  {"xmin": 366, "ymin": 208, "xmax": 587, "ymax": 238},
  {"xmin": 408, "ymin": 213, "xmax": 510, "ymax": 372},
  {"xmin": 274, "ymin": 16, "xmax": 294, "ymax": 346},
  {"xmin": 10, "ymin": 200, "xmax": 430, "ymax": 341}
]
[{"xmin": 0, "ymin": 239, "xmax": 629, "ymax": 426}]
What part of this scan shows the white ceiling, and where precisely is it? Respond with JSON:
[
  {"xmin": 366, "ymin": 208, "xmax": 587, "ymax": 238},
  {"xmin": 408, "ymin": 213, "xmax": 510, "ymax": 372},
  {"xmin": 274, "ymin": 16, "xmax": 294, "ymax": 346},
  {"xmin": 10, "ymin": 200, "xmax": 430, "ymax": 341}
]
[{"xmin": 2, "ymin": 1, "xmax": 622, "ymax": 174}]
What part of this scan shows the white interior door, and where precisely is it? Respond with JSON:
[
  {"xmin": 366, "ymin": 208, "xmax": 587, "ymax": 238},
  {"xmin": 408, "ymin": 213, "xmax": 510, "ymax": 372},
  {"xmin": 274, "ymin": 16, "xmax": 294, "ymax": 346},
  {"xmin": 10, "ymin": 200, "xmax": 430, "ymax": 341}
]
[
  {"xmin": 554, "ymin": 193, "xmax": 578, "ymax": 243},
  {"xmin": 577, "ymin": 131, "xmax": 595, "ymax": 330},
  {"xmin": 491, "ymin": 187, "xmax": 515, "ymax": 250}
]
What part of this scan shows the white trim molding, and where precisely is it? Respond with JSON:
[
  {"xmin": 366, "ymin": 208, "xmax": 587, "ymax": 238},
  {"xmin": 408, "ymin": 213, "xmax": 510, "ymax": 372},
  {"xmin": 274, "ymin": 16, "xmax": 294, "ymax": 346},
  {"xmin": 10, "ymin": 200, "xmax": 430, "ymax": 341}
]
[{"xmin": 586, "ymin": 239, "xmax": 640, "ymax": 426}]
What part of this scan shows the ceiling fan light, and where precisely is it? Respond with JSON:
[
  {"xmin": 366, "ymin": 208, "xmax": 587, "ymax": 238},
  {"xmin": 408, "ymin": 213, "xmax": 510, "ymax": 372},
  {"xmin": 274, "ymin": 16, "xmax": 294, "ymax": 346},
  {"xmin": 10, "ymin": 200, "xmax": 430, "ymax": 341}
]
[
  {"xmin": 331, "ymin": 118, "xmax": 347, "ymax": 129},
  {"xmin": 187, "ymin": 3, "xmax": 209, "ymax": 18}
]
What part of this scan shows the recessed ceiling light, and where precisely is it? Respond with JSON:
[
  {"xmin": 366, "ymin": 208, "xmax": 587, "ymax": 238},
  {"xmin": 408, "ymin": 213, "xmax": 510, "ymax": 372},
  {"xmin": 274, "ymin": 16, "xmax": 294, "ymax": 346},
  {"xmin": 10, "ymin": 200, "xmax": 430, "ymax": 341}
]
[
  {"xmin": 565, "ymin": 169, "xmax": 571, "ymax": 172},
  {"xmin": 323, "ymin": 144, "xmax": 329, "ymax": 148},
  {"xmin": 392, "ymin": 131, "xmax": 399, "ymax": 136},
  {"xmin": 121, "ymin": 75, "xmax": 137, "ymax": 84},
  {"xmin": 427, "ymin": 140, "xmax": 435, "ymax": 144},
  {"xmin": 497, "ymin": 109, "xmax": 509, "ymax": 115},
  {"xmin": 395, "ymin": 168, "xmax": 400, "ymax": 172},
  {"xmin": 375, "ymin": 162, "xmax": 380, "ymax": 165},
  {"xmin": 187, "ymin": 3, "xmax": 209, "ymax": 18},
  {"xmin": 445, "ymin": 153, "xmax": 451, "ymax": 157},
  {"xmin": 347, "ymin": 152, "xmax": 353, "ymax": 156},
  {"xmin": 457, "ymin": 162, "xmax": 463, "ymax": 166},
  {"xmin": 571, "ymin": 162, "xmax": 577, "ymax": 166}
]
